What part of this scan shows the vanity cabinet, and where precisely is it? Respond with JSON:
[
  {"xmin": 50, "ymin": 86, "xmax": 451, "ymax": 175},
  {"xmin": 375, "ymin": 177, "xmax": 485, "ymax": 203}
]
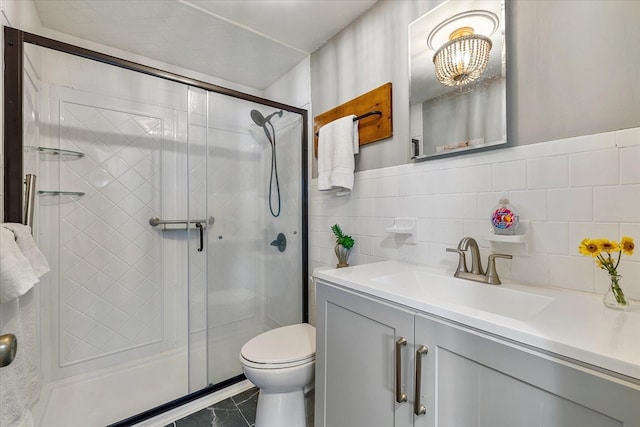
[
  {"xmin": 315, "ymin": 279, "xmax": 640, "ymax": 427},
  {"xmin": 315, "ymin": 279, "xmax": 416, "ymax": 427}
]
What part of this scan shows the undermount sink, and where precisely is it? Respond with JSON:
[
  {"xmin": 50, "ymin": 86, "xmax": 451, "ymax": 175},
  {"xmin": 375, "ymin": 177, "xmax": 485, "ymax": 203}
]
[{"xmin": 371, "ymin": 270, "xmax": 554, "ymax": 321}]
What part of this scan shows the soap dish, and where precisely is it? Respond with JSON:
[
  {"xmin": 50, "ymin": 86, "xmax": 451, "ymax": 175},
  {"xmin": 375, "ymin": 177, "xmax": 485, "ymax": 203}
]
[
  {"xmin": 482, "ymin": 233, "xmax": 527, "ymax": 243},
  {"xmin": 385, "ymin": 217, "xmax": 417, "ymax": 244},
  {"xmin": 482, "ymin": 220, "xmax": 529, "ymax": 244}
]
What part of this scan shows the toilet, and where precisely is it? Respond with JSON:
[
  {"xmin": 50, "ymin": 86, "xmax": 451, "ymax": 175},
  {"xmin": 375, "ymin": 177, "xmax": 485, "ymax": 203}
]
[{"xmin": 240, "ymin": 323, "xmax": 316, "ymax": 427}]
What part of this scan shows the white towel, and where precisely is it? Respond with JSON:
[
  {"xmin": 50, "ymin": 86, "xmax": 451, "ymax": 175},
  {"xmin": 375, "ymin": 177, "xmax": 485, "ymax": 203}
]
[
  {"xmin": 317, "ymin": 115, "xmax": 359, "ymax": 196},
  {"xmin": 1, "ymin": 224, "xmax": 49, "ymax": 277},
  {"xmin": 0, "ymin": 289, "xmax": 40, "ymax": 427},
  {"xmin": 0, "ymin": 224, "xmax": 49, "ymax": 304}
]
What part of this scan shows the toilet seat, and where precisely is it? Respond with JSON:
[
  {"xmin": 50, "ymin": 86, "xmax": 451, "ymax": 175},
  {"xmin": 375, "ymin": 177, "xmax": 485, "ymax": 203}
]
[{"xmin": 240, "ymin": 323, "xmax": 315, "ymax": 369}]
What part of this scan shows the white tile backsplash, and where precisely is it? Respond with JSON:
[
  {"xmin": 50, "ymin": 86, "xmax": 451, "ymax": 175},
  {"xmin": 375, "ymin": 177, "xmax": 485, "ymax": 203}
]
[
  {"xmin": 462, "ymin": 164, "xmax": 492, "ymax": 193},
  {"xmin": 548, "ymin": 255, "xmax": 595, "ymax": 293},
  {"xmin": 547, "ymin": 188, "xmax": 593, "ymax": 221},
  {"xmin": 570, "ymin": 149, "xmax": 618, "ymax": 187},
  {"xmin": 418, "ymin": 219, "xmax": 464, "ymax": 244},
  {"xmin": 526, "ymin": 156, "xmax": 570, "ymax": 189},
  {"xmin": 531, "ymin": 222, "xmax": 570, "ymax": 255},
  {"xmin": 507, "ymin": 190, "xmax": 548, "ymax": 221},
  {"xmin": 310, "ymin": 129, "xmax": 640, "ymax": 297},
  {"xmin": 616, "ymin": 127, "xmax": 640, "ymax": 147},
  {"xmin": 594, "ymin": 185, "xmax": 640, "ymax": 222},
  {"xmin": 619, "ymin": 146, "xmax": 640, "ymax": 184},
  {"xmin": 491, "ymin": 160, "xmax": 527, "ymax": 191}
]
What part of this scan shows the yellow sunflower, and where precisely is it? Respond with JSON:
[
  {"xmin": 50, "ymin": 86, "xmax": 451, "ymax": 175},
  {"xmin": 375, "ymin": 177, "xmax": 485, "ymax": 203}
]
[
  {"xmin": 579, "ymin": 238, "xmax": 600, "ymax": 257},
  {"xmin": 621, "ymin": 236, "xmax": 635, "ymax": 256},
  {"xmin": 599, "ymin": 239, "xmax": 620, "ymax": 253}
]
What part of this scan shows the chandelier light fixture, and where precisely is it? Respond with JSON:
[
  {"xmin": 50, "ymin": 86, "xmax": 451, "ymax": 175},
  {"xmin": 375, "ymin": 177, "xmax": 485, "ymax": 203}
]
[{"xmin": 432, "ymin": 26, "xmax": 492, "ymax": 87}]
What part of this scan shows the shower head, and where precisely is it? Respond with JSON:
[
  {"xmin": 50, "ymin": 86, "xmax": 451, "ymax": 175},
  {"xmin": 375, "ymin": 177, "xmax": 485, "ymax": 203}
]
[
  {"xmin": 250, "ymin": 109, "xmax": 283, "ymax": 127},
  {"xmin": 249, "ymin": 109, "xmax": 283, "ymax": 217}
]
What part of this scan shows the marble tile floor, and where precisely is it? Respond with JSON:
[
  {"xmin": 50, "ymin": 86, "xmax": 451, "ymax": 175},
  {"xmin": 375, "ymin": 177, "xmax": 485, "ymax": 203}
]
[
  {"xmin": 165, "ymin": 387, "xmax": 258, "ymax": 427},
  {"xmin": 166, "ymin": 387, "xmax": 314, "ymax": 427}
]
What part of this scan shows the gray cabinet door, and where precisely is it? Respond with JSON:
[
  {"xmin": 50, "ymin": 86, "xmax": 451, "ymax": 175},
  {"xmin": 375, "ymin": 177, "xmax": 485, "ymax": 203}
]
[
  {"xmin": 414, "ymin": 314, "xmax": 640, "ymax": 427},
  {"xmin": 316, "ymin": 281, "xmax": 415, "ymax": 427}
]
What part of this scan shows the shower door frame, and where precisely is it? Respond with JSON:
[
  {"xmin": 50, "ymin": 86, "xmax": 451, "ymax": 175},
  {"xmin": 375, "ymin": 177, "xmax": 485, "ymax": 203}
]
[{"xmin": 3, "ymin": 26, "xmax": 309, "ymax": 425}]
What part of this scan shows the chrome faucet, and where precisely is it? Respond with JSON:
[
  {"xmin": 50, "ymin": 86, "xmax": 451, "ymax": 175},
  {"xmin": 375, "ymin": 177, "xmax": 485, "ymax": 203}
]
[{"xmin": 446, "ymin": 237, "xmax": 512, "ymax": 285}]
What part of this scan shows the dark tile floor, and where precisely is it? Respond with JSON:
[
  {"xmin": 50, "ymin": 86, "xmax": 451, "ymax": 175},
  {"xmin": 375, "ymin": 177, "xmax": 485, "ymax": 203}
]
[
  {"xmin": 165, "ymin": 386, "xmax": 314, "ymax": 427},
  {"xmin": 166, "ymin": 387, "xmax": 259, "ymax": 427}
]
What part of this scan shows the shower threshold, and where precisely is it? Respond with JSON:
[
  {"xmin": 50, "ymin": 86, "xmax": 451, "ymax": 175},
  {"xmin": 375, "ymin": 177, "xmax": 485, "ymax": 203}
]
[{"xmin": 123, "ymin": 378, "xmax": 254, "ymax": 427}]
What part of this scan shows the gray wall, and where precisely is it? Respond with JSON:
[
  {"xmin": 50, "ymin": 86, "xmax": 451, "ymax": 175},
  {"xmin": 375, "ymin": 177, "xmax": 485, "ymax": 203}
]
[{"xmin": 310, "ymin": 0, "xmax": 640, "ymax": 176}]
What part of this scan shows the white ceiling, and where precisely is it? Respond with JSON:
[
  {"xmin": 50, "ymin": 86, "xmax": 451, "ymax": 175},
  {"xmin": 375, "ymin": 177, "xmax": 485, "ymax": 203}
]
[{"xmin": 32, "ymin": 0, "xmax": 377, "ymax": 90}]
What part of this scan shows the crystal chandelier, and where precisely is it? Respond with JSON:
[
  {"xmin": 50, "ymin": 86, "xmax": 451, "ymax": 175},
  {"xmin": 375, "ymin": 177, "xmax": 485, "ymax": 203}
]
[{"xmin": 433, "ymin": 27, "xmax": 492, "ymax": 87}]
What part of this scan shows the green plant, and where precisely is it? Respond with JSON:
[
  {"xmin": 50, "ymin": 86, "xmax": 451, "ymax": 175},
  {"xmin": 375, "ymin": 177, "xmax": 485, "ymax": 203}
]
[{"xmin": 331, "ymin": 224, "xmax": 354, "ymax": 249}]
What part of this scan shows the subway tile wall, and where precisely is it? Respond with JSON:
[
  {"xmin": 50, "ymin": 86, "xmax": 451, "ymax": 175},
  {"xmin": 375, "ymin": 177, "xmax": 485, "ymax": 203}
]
[{"xmin": 309, "ymin": 128, "xmax": 640, "ymax": 307}]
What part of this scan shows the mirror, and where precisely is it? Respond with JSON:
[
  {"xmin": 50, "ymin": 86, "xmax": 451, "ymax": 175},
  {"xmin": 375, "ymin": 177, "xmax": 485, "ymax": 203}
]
[{"xmin": 409, "ymin": 0, "xmax": 506, "ymax": 160}]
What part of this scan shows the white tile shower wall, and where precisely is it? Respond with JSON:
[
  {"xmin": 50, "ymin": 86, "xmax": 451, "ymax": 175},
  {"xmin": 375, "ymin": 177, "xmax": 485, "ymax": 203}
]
[
  {"xmin": 57, "ymin": 101, "xmax": 164, "ymax": 365},
  {"xmin": 309, "ymin": 128, "xmax": 640, "ymax": 302},
  {"xmin": 36, "ymin": 49, "xmax": 191, "ymax": 384}
]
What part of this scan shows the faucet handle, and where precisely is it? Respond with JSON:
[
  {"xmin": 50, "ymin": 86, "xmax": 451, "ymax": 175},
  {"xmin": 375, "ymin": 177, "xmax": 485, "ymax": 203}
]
[
  {"xmin": 446, "ymin": 247, "xmax": 468, "ymax": 275},
  {"xmin": 485, "ymin": 253, "xmax": 512, "ymax": 285}
]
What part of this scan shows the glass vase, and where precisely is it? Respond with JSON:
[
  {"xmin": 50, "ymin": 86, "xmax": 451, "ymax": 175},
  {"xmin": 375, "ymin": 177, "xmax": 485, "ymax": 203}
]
[
  {"xmin": 603, "ymin": 274, "xmax": 629, "ymax": 311},
  {"xmin": 335, "ymin": 244, "xmax": 352, "ymax": 268}
]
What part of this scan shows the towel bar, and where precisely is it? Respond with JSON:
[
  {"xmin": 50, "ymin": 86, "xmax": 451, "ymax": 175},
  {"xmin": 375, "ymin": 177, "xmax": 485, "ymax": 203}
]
[
  {"xmin": 314, "ymin": 110, "xmax": 382, "ymax": 136},
  {"xmin": 313, "ymin": 82, "xmax": 393, "ymax": 157}
]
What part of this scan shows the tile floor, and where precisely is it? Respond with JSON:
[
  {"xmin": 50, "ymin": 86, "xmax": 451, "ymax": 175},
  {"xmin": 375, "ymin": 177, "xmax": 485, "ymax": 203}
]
[{"xmin": 166, "ymin": 387, "xmax": 314, "ymax": 427}]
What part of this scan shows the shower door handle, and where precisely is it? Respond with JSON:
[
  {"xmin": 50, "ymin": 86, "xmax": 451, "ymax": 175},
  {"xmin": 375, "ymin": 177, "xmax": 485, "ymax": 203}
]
[
  {"xmin": 196, "ymin": 222, "xmax": 204, "ymax": 252},
  {"xmin": 24, "ymin": 174, "xmax": 36, "ymax": 231}
]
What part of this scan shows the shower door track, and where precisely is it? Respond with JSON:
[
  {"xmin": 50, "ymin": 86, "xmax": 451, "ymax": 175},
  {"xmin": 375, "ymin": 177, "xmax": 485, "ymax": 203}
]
[
  {"xmin": 106, "ymin": 374, "xmax": 246, "ymax": 427},
  {"xmin": 3, "ymin": 26, "xmax": 309, "ymax": 426}
]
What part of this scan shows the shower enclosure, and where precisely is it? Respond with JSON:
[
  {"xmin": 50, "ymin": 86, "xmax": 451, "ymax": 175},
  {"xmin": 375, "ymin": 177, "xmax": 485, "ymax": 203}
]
[{"xmin": 3, "ymin": 28, "xmax": 307, "ymax": 426}]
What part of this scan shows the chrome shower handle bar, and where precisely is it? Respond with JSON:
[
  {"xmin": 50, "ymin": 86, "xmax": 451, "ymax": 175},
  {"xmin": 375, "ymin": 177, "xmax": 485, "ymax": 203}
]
[
  {"xmin": 24, "ymin": 174, "xmax": 37, "ymax": 233},
  {"xmin": 149, "ymin": 217, "xmax": 215, "ymax": 252},
  {"xmin": 148, "ymin": 216, "xmax": 214, "ymax": 228}
]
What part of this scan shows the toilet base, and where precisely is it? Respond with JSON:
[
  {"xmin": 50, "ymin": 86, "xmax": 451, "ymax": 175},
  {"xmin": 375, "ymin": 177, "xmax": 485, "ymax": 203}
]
[{"xmin": 255, "ymin": 388, "xmax": 306, "ymax": 427}]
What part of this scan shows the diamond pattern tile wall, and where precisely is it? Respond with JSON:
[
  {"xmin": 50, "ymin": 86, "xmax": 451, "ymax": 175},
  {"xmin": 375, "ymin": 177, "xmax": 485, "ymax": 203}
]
[{"xmin": 58, "ymin": 101, "xmax": 164, "ymax": 366}]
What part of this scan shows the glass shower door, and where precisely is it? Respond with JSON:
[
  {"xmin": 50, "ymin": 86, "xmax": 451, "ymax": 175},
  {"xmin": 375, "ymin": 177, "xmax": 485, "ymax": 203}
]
[
  {"xmin": 203, "ymin": 93, "xmax": 303, "ymax": 385},
  {"xmin": 29, "ymin": 45, "xmax": 192, "ymax": 426},
  {"xmin": 6, "ymin": 29, "xmax": 307, "ymax": 426}
]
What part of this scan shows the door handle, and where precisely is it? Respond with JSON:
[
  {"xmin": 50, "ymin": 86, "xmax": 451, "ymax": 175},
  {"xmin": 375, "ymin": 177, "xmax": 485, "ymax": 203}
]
[
  {"xmin": 395, "ymin": 337, "xmax": 407, "ymax": 403},
  {"xmin": 0, "ymin": 334, "xmax": 17, "ymax": 368},
  {"xmin": 196, "ymin": 222, "xmax": 204, "ymax": 252},
  {"xmin": 414, "ymin": 345, "xmax": 428, "ymax": 416}
]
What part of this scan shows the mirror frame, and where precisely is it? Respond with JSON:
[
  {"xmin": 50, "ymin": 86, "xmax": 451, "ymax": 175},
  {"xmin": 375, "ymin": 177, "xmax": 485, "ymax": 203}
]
[{"xmin": 409, "ymin": 0, "xmax": 508, "ymax": 161}]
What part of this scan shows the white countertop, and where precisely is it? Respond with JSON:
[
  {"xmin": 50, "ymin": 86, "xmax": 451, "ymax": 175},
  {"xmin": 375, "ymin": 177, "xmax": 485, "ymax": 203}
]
[{"xmin": 314, "ymin": 260, "xmax": 640, "ymax": 382}]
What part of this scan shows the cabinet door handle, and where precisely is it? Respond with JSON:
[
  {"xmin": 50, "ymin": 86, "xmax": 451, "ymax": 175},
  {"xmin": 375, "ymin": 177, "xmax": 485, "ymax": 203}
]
[
  {"xmin": 414, "ymin": 345, "xmax": 428, "ymax": 416},
  {"xmin": 395, "ymin": 337, "xmax": 407, "ymax": 403}
]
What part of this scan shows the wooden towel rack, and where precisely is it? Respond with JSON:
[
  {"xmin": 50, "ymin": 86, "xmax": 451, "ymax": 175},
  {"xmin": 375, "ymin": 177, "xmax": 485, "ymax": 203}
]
[{"xmin": 314, "ymin": 82, "xmax": 392, "ymax": 157}]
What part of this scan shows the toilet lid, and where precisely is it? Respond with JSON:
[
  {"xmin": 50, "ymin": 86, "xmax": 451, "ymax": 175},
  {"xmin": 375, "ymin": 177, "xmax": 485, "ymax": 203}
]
[{"xmin": 241, "ymin": 323, "xmax": 316, "ymax": 365}]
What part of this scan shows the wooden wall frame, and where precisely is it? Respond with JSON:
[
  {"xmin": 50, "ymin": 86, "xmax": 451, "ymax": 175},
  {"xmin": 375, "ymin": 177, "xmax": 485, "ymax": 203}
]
[{"xmin": 314, "ymin": 82, "xmax": 392, "ymax": 157}]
